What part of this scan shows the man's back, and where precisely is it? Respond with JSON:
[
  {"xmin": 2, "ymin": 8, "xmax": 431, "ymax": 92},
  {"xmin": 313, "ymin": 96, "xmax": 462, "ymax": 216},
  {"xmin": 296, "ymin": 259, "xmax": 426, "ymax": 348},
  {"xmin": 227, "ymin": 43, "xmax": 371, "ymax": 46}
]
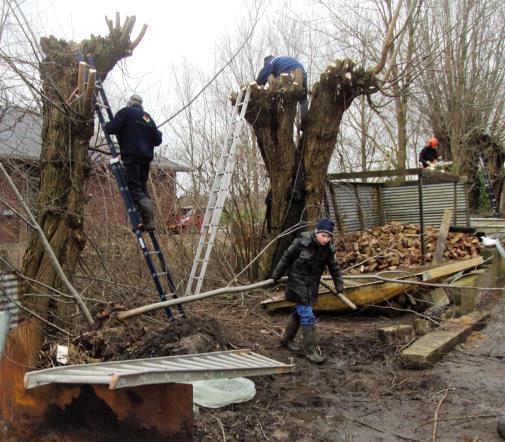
[
  {"xmin": 105, "ymin": 105, "xmax": 162, "ymax": 160},
  {"xmin": 256, "ymin": 56, "xmax": 305, "ymax": 86}
]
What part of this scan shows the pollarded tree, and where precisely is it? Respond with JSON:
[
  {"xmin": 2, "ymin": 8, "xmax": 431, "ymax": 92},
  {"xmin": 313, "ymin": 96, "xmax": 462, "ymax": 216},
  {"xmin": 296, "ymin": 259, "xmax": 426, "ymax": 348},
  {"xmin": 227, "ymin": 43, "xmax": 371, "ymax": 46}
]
[
  {"xmin": 241, "ymin": 1, "xmax": 419, "ymax": 271},
  {"xmin": 20, "ymin": 15, "xmax": 146, "ymax": 332}
]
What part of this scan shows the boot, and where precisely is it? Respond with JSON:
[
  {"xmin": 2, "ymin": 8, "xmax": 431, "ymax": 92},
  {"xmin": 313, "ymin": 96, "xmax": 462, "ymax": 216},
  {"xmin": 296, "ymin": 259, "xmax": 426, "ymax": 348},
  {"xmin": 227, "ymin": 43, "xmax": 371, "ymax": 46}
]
[
  {"xmin": 280, "ymin": 313, "xmax": 300, "ymax": 352},
  {"xmin": 302, "ymin": 325, "xmax": 325, "ymax": 364},
  {"xmin": 137, "ymin": 197, "xmax": 155, "ymax": 231}
]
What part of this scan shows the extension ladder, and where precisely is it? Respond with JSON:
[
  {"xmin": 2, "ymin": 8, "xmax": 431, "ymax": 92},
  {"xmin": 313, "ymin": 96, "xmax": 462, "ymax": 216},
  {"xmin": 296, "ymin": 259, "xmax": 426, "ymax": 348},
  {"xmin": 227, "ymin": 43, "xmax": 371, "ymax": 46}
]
[
  {"xmin": 478, "ymin": 155, "xmax": 499, "ymax": 217},
  {"xmin": 185, "ymin": 87, "xmax": 251, "ymax": 296},
  {"xmin": 78, "ymin": 54, "xmax": 184, "ymax": 320}
]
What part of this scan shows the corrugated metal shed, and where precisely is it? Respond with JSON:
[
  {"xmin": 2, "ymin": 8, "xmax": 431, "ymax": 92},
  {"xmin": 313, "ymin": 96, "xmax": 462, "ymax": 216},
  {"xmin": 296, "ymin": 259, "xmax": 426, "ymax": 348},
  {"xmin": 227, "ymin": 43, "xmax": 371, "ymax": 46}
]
[
  {"xmin": 381, "ymin": 183, "xmax": 468, "ymax": 226},
  {"xmin": 326, "ymin": 178, "xmax": 469, "ymax": 234},
  {"xmin": 0, "ymin": 272, "xmax": 19, "ymax": 329}
]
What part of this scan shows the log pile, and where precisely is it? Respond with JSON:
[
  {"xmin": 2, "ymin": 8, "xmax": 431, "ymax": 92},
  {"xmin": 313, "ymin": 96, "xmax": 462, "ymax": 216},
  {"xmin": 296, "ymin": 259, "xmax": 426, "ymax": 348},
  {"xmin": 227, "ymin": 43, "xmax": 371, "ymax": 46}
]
[{"xmin": 335, "ymin": 222, "xmax": 482, "ymax": 274}]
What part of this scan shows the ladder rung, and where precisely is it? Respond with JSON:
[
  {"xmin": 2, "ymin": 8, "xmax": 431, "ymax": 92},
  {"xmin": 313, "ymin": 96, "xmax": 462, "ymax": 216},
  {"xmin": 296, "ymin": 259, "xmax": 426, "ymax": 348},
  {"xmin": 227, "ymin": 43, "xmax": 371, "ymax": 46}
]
[{"xmin": 153, "ymin": 272, "xmax": 168, "ymax": 277}]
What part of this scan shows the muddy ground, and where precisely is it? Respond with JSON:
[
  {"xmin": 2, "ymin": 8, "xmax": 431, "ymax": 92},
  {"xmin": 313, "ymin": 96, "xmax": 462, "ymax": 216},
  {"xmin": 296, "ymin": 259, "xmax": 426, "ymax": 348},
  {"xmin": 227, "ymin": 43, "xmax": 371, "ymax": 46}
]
[
  {"xmin": 176, "ymin": 290, "xmax": 504, "ymax": 442},
  {"xmin": 3, "ymin": 286, "xmax": 505, "ymax": 441},
  {"xmin": 74, "ymin": 286, "xmax": 505, "ymax": 441}
]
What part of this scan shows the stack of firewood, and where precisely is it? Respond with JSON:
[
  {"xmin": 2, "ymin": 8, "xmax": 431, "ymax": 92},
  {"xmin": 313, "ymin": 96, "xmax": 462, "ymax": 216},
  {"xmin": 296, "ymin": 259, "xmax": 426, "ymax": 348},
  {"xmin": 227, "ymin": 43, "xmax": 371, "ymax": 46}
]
[{"xmin": 334, "ymin": 222, "xmax": 481, "ymax": 274}]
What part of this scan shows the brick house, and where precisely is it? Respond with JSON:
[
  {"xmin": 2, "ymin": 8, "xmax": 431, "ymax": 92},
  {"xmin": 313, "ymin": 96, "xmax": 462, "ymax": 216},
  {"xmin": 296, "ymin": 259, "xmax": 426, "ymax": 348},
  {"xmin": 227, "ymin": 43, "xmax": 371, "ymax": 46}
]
[{"xmin": 0, "ymin": 107, "xmax": 191, "ymax": 244}]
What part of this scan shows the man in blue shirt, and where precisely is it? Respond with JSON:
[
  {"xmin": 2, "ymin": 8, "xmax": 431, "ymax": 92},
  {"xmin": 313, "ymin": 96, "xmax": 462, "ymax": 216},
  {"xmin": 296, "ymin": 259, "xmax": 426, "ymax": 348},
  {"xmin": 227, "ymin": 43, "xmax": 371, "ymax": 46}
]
[
  {"xmin": 256, "ymin": 55, "xmax": 308, "ymax": 131},
  {"xmin": 104, "ymin": 94, "xmax": 162, "ymax": 231}
]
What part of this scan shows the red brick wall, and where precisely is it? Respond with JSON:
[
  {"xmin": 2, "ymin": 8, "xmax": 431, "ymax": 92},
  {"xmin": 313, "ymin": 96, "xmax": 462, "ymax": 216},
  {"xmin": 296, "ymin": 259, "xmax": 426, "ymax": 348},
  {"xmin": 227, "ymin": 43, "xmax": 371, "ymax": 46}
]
[
  {"xmin": 0, "ymin": 160, "xmax": 179, "ymax": 245},
  {"xmin": 0, "ymin": 162, "xmax": 34, "ymax": 244}
]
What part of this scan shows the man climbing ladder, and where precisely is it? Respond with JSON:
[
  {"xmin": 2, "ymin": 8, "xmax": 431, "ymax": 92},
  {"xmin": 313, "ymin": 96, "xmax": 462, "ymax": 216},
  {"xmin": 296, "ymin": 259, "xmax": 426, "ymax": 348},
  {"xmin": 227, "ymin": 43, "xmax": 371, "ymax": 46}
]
[
  {"xmin": 104, "ymin": 94, "xmax": 162, "ymax": 231},
  {"xmin": 77, "ymin": 55, "xmax": 183, "ymax": 320}
]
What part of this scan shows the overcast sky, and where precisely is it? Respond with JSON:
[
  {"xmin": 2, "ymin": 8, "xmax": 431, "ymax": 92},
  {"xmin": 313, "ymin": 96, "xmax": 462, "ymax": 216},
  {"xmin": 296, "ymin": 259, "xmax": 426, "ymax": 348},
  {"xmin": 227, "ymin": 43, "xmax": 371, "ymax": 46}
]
[
  {"xmin": 25, "ymin": 0, "xmax": 249, "ymax": 65},
  {"xmin": 20, "ymin": 0, "xmax": 270, "ymax": 116}
]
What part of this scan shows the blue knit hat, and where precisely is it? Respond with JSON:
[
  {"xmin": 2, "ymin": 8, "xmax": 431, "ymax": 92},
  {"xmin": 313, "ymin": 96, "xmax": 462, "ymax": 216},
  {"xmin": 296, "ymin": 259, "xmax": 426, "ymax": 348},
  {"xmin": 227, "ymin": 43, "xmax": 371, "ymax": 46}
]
[{"xmin": 315, "ymin": 217, "xmax": 335, "ymax": 236}]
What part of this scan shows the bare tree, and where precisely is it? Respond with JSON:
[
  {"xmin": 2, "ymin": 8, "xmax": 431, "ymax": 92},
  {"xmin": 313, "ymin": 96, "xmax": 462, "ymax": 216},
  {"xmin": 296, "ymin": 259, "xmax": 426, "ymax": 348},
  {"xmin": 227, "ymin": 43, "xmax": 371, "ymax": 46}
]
[
  {"xmin": 415, "ymin": 0, "xmax": 505, "ymax": 211},
  {"xmin": 239, "ymin": 0, "xmax": 419, "ymax": 272},
  {"xmin": 0, "ymin": 12, "xmax": 147, "ymax": 340}
]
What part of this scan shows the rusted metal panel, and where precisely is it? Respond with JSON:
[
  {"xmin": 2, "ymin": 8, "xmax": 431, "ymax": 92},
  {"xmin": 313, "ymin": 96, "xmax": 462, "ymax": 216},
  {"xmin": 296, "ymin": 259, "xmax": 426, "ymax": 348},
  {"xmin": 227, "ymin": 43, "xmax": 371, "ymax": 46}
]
[
  {"xmin": 0, "ymin": 320, "xmax": 192, "ymax": 440},
  {"xmin": 0, "ymin": 272, "xmax": 19, "ymax": 329},
  {"xmin": 327, "ymin": 182, "xmax": 381, "ymax": 234}
]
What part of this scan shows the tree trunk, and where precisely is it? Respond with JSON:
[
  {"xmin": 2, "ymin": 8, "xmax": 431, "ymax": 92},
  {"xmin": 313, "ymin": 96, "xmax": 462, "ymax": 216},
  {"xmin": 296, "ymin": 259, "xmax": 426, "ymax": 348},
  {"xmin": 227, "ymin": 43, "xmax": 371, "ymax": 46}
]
[
  {"xmin": 244, "ymin": 59, "xmax": 376, "ymax": 273},
  {"xmin": 21, "ymin": 20, "xmax": 145, "ymax": 332}
]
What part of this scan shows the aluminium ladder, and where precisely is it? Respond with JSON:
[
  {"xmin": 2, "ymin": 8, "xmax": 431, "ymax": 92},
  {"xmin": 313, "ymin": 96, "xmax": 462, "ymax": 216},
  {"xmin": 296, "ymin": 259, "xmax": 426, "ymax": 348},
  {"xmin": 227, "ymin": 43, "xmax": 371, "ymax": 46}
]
[
  {"xmin": 185, "ymin": 87, "xmax": 251, "ymax": 296},
  {"xmin": 79, "ymin": 54, "xmax": 184, "ymax": 320},
  {"xmin": 478, "ymin": 155, "xmax": 499, "ymax": 217},
  {"xmin": 24, "ymin": 349, "xmax": 294, "ymax": 390}
]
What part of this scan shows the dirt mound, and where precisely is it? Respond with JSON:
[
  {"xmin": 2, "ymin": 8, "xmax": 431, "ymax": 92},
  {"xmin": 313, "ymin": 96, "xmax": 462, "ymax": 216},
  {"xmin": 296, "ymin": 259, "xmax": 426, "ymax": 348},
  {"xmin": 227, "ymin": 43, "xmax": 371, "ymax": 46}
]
[{"xmin": 66, "ymin": 317, "xmax": 229, "ymax": 366}]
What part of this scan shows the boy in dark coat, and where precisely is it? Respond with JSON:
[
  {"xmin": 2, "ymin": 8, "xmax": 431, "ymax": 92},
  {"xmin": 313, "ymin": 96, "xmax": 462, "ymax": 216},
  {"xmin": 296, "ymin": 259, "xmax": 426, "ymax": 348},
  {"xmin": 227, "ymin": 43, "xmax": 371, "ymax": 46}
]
[
  {"xmin": 272, "ymin": 218, "xmax": 343, "ymax": 364},
  {"xmin": 104, "ymin": 94, "xmax": 162, "ymax": 230}
]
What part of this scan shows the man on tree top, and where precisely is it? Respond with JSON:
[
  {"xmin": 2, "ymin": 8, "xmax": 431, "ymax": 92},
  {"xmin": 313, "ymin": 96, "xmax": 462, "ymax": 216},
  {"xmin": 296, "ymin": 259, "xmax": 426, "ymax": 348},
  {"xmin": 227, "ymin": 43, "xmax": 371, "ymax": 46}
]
[
  {"xmin": 104, "ymin": 94, "xmax": 162, "ymax": 231},
  {"xmin": 256, "ymin": 55, "xmax": 308, "ymax": 131}
]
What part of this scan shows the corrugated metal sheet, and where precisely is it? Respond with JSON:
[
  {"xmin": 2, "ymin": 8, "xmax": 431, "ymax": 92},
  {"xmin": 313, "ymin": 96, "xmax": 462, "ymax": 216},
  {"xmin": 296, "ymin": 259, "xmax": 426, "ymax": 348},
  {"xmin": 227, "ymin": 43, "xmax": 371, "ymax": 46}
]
[
  {"xmin": 326, "ymin": 181, "xmax": 469, "ymax": 234},
  {"xmin": 327, "ymin": 182, "xmax": 381, "ymax": 234},
  {"xmin": 335, "ymin": 183, "xmax": 360, "ymax": 233},
  {"xmin": 0, "ymin": 272, "xmax": 19, "ymax": 329},
  {"xmin": 357, "ymin": 185, "xmax": 381, "ymax": 229},
  {"xmin": 381, "ymin": 183, "xmax": 468, "ymax": 226}
]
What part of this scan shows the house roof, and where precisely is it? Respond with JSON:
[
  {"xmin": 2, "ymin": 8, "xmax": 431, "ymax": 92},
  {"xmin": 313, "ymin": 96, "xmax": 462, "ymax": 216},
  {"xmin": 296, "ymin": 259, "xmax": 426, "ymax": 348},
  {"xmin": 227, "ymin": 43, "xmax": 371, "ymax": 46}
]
[
  {"xmin": 153, "ymin": 156, "xmax": 192, "ymax": 172},
  {"xmin": 0, "ymin": 107, "xmax": 192, "ymax": 172},
  {"xmin": 0, "ymin": 107, "xmax": 42, "ymax": 160}
]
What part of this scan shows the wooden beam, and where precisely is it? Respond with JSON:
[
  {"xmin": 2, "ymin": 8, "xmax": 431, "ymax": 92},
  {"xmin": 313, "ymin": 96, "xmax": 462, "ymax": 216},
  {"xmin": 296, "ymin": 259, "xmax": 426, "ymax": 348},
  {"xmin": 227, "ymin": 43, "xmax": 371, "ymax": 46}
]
[
  {"xmin": 327, "ymin": 168, "xmax": 463, "ymax": 184},
  {"xmin": 77, "ymin": 62, "xmax": 86, "ymax": 102},
  {"xmin": 434, "ymin": 208, "xmax": 453, "ymax": 264},
  {"xmin": 401, "ymin": 311, "xmax": 490, "ymax": 368},
  {"xmin": 328, "ymin": 168, "xmax": 422, "ymax": 181},
  {"xmin": 82, "ymin": 69, "xmax": 96, "ymax": 115}
]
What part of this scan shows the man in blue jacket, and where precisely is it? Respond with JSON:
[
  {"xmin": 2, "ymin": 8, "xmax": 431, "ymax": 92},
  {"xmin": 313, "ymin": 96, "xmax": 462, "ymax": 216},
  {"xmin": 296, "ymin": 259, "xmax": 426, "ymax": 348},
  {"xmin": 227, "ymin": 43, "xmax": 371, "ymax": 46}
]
[
  {"xmin": 105, "ymin": 94, "xmax": 162, "ymax": 231},
  {"xmin": 256, "ymin": 55, "xmax": 308, "ymax": 131}
]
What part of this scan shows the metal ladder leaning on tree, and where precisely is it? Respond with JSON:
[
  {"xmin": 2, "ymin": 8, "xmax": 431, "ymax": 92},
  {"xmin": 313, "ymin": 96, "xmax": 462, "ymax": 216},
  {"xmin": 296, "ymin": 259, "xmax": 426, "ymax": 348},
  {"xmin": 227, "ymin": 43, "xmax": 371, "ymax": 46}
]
[
  {"xmin": 185, "ymin": 87, "xmax": 251, "ymax": 297},
  {"xmin": 77, "ymin": 54, "xmax": 184, "ymax": 320},
  {"xmin": 478, "ymin": 155, "xmax": 499, "ymax": 217}
]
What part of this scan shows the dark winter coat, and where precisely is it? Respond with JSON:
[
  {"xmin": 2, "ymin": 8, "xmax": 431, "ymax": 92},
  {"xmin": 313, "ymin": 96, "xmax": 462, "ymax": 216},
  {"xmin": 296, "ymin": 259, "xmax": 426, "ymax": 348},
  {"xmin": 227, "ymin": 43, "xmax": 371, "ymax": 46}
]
[
  {"xmin": 104, "ymin": 105, "xmax": 162, "ymax": 160},
  {"xmin": 271, "ymin": 232, "xmax": 344, "ymax": 305},
  {"xmin": 419, "ymin": 145, "xmax": 439, "ymax": 167}
]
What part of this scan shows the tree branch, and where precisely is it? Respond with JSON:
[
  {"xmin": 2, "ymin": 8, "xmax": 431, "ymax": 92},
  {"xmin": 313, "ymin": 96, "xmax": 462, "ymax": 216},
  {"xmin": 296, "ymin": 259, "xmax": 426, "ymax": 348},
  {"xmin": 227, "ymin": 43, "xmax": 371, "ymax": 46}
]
[{"xmin": 0, "ymin": 161, "xmax": 95, "ymax": 326}]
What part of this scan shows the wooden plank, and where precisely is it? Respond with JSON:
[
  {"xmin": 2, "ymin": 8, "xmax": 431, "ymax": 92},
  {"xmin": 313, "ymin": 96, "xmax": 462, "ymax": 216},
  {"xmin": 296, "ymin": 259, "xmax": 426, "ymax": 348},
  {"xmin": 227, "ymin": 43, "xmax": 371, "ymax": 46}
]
[
  {"xmin": 401, "ymin": 311, "xmax": 490, "ymax": 368},
  {"xmin": 262, "ymin": 257, "xmax": 484, "ymax": 312},
  {"xmin": 328, "ymin": 168, "xmax": 422, "ymax": 181},
  {"xmin": 434, "ymin": 208, "xmax": 453, "ymax": 264},
  {"xmin": 420, "ymin": 256, "xmax": 483, "ymax": 281}
]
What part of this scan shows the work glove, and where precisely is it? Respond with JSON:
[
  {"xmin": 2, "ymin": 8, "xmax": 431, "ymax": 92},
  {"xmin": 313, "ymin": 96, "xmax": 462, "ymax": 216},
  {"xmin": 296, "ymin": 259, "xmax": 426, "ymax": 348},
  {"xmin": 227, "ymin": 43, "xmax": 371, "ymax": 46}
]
[{"xmin": 271, "ymin": 274, "xmax": 282, "ymax": 285}]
